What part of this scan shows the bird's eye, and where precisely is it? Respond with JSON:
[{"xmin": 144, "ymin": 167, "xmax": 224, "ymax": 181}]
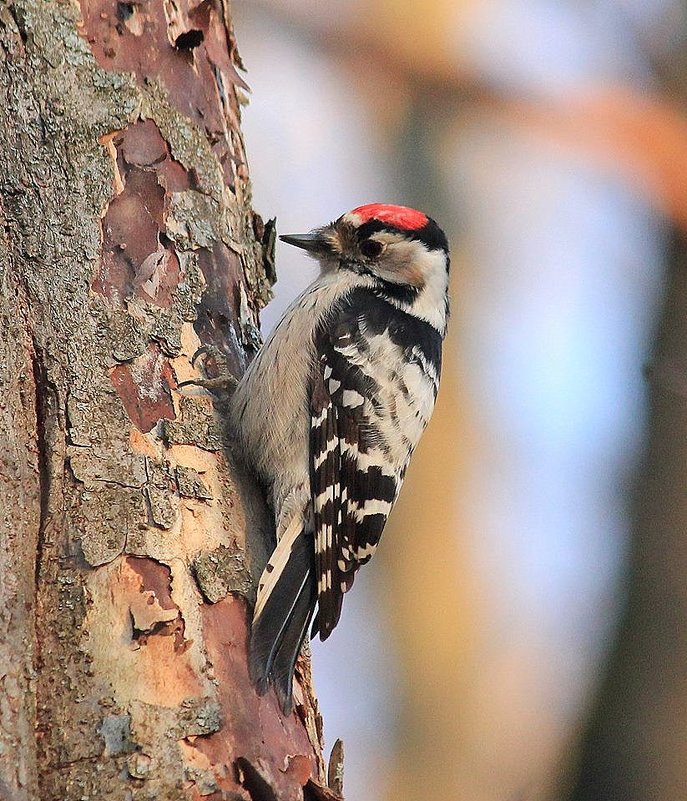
[{"xmin": 360, "ymin": 239, "xmax": 384, "ymax": 259}]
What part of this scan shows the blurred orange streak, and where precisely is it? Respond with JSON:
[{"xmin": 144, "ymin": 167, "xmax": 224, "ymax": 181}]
[
  {"xmin": 502, "ymin": 87, "xmax": 687, "ymax": 231},
  {"xmin": 356, "ymin": 0, "xmax": 472, "ymax": 85}
]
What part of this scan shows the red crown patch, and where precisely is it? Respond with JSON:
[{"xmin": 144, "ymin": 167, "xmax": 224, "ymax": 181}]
[{"xmin": 350, "ymin": 203, "xmax": 428, "ymax": 231}]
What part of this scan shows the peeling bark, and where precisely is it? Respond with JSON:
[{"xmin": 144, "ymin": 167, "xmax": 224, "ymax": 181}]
[{"xmin": 0, "ymin": 0, "xmax": 330, "ymax": 798}]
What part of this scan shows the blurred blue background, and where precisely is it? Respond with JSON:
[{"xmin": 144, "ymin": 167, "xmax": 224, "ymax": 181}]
[{"xmin": 232, "ymin": 2, "xmax": 685, "ymax": 798}]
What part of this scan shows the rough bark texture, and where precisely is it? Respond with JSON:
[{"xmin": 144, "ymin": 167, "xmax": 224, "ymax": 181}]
[
  {"xmin": 0, "ymin": 0, "xmax": 328, "ymax": 798},
  {"xmin": 564, "ymin": 236, "xmax": 687, "ymax": 801}
]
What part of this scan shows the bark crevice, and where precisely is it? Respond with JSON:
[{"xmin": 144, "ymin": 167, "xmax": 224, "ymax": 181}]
[{"xmin": 29, "ymin": 339, "xmax": 67, "ymax": 589}]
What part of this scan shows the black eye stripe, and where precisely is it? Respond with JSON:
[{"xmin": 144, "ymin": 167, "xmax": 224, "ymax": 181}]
[{"xmin": 360, "ymin": 239, "xmax": 383, "ymax": 258}]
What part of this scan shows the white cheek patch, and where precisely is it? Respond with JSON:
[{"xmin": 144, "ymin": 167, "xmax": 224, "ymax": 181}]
[{"xmin": 372, "ymin": 244, "xmax": 448, "ymax": 335}]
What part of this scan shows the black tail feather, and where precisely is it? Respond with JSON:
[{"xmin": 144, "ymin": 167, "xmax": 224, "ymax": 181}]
[
  {"xmin": 249, "ymin": 532, "xmax": 317, "ymax": 714},
  {"xmin": 271, "ymin": 572, "xmax": 317, "ymax": 713}
]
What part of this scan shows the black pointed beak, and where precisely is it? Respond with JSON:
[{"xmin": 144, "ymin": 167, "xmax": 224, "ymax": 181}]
[{"xmin": 279, "ymin": 232, "xmax": 326, "ymax": 253}]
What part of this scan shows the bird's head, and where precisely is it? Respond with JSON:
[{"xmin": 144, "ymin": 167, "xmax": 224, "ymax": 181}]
[{"xmin": 280, "ymin": 203, "xmax": 450, "ymax": 332}]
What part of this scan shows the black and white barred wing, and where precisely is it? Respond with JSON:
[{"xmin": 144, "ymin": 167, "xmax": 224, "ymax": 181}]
[
  {"xmin": 310, "ymin": 305, "xmax": 439, "ymax": 640},
  {"xmin": 310, "ymin": 328, "xmax": 391, "ymax": 639}
]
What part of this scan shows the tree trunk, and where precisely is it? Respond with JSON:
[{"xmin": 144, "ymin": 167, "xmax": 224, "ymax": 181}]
[
  {"xmin": 0, "ymin": 0, "xmax": 329, "ymax": 798},
  {"xmin": 564, "ymin": 234, "xmax": 687, "ymax": 801}
]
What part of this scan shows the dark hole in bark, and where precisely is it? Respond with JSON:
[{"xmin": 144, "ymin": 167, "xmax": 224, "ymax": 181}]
[
  {"xmin": 116, "ymin": 2, "xmax": 135, "ymax": 21},
  {"xmin": 235, "ymin": 758, "xmax": 279, "ymax": 801},
  {"xmin": 175, "ymin": 29, "xmax": 204, "ymax": 50}
]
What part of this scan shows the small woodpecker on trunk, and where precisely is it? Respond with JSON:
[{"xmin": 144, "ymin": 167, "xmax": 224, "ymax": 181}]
[{"xmin": 229, "ymin": 204, "xmax": 450, "ymax": 713}]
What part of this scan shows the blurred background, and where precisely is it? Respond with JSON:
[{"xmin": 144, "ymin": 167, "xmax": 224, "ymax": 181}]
[{"xmin": 232, "ymin": 2, "xmax": 687, "ymax": 799}]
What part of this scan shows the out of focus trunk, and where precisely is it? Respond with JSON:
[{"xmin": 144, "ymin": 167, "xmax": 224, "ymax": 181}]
[{"xmin": 565, "ymin": 237, "xmax": 687, "ymax": 800}]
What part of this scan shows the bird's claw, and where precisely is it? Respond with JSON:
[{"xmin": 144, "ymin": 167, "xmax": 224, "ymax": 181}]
[{"xmin": 178, "ymin": 344, "xmax": 238, "ymax": 393}]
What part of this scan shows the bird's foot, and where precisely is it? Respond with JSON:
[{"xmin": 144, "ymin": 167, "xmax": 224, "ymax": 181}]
[{"xmin": 177, "ymin": 345, "xmax": 239, "ymax": 393}]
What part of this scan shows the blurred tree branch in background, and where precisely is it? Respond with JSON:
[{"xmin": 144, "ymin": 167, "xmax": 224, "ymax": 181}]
[{"xmin": 565, "ymin": 230, "xmax": 687, "ymax": 800}]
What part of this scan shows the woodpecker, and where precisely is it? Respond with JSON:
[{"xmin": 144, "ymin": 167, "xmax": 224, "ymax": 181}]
[{"xmin": 230, "ymin": 203, "xmax": 450, "ymax": 713}]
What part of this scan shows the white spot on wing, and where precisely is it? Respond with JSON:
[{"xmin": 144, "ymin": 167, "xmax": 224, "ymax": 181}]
[
  {"xmin": 342, "ymin": 389, "xmax": 364, "ymax": 408},
  {"xmin": 312, "ymin": 406, "xmax": 328, "ymax": 428},
  {"xmin": 352, "ymin": 498, "xmax": 392, "ymax": 519},
  {"xmin": 318, "ymin": 570, "xmax": 332, "ymax": 593},
  {"xmin": 354, "ymin": 542, "xmax": 378, "ymax": 560},
  {"xmin": 313, "ymin": 437, "xmax": 337, "ymax": 469},
  {"xmin": 315, "ymin": 485, "xmax": 336, "ymax": 511}
]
